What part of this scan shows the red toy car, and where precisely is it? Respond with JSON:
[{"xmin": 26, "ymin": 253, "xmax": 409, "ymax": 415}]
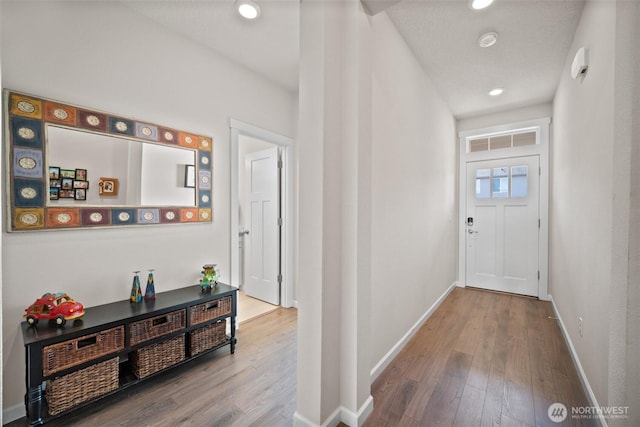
[{"xmin": 24, "ymin": 292, "xmax": 85, "ymax": 326}]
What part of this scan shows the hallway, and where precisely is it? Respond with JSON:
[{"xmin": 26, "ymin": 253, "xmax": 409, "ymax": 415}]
[
  {"xmin": 364, "ymin": 287, "xmax": 593, "ymax": 426},
  {"xmin": 5, "ymin": 287, "xmax": 595, "ymax": 426}
]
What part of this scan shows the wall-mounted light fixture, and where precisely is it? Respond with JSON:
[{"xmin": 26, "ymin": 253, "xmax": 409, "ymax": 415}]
[
  {"xmin": 235, "ymin": 0, "xmax": 261, "ymax": 19},
  {"xmin": 489, "ymin": 88, "xmax": 504, "ymax": 96}
]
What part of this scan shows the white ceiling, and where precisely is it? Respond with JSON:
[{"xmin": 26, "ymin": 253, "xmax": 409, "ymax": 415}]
[
  {"xmin": 381, "ymin": 0, "xmax": 585, "ymax": 118},
  {"xmin": 123, "ymin": 0, "xmax": 585, "ymax": 119},
  {"xmin": 122, "ymin": 0, "xmax": 300, "ymax": 92}
]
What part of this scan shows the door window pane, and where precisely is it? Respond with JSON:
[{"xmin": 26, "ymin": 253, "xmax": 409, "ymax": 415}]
[
  {"xmin": 475, "ymin": 164, "xmax": 531, "ymax": 199},
  {"xmin": 492, "ymin": 167, "xmax": 509, "ymax": 198},
  {"xmin": 511, "ymin": 165, "xmax": 528, "ymax": 197},
  {"xmin": 476, "ymin": 169, "xmax": 491, "ymax": 199}
]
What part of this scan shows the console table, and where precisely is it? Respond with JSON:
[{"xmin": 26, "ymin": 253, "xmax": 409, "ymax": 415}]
[{"xmin": 20, "ymin": 283, "xmax": 237, "ymax": 425}]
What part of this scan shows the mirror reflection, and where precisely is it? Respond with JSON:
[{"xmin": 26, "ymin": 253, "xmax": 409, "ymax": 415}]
[{"xmin": 46, "ymin": 125, "xmax": 196, "ymax": 207}]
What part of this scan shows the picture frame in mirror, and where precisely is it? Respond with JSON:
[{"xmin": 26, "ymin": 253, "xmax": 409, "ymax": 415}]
[{"xmin": 98, "ymin": 177, "xmax": 119, "ymax": 196}]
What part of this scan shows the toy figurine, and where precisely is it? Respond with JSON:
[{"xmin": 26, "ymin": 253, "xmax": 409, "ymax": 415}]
[
  {"xmin": 200, "ymin": 264, "xmax": 219, "ymax": 291},
  {"xmin": 24, "ymin": 292, "xmax": 85, "ymax": 326},
  {"xmin": 130, "ymin": 271, "xmax": 143, "ymax": 303},
  {"xmin": 144, "ymin": 269, "xmax": 156, "ymax": 300}
]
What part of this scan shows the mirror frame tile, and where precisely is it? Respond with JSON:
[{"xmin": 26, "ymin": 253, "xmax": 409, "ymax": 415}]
[{"xmin": 4, "ymin": 89, "xmax": 213, "ymax": 231}]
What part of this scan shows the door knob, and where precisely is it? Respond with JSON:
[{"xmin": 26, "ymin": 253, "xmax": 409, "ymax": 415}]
[
  {"xmin": 467, "ymin": 229, "xmax": 478, "ymax": 234},
  {"xmin": 239, "ymin": 229, "xmax": 250, "ymax": 236}
]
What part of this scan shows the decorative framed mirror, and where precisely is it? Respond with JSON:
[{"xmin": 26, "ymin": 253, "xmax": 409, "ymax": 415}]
[{"xmin": 4, "ymin": 90, "xmax": 213, "ymax": 231}]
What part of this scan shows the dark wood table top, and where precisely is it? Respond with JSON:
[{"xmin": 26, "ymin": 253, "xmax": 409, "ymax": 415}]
[{"xmin": 21, "ymin": 283, "xmax": 237, "ymax": 346}]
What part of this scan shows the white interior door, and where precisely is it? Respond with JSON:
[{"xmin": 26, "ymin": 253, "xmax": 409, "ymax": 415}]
[
  {"xmin": 244, "ymin": 147, "xmax": 280, "ymax": 305},
  {"xmin": 465, "ymin": 155, "xmax": 539, "ymax": 297}
]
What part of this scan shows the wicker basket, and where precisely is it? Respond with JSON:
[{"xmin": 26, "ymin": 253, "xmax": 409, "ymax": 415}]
[
  {"xmin": 129, "ymin": 309, "xmax": 185, "ymax": 346},
  {"xmin": 46, "ymin": 357, "xmax": 119, "ymax": 415},
  {"xmin": 43, "ymin": 326, "xmax": 124, "ymax": 376},
  {"xmin": 189, "ymin": 296, "xmax": 232, "ymax": 326},
  {"xmin": 189, "ymin": 319, "xmax": 227, "ymax": 356},
  {"xmin": 130, "ymin": 334, "xmax": 185, "ymax": 379}
]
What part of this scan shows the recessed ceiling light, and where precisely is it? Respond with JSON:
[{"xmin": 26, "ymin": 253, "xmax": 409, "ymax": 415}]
[
  {"xmin": 471, "ymin": 0, "xmax": 495, "ymax": 10},
  {"xmin": 478, "ymin": 31, "xmax": 498, "ymax": 48},
  {"xmin": 489, "ymin": 88, "xmax": 504, "ymax": 96},
  {"xmin": 235, "ymin": 0, "xmax": 261, "ymax": 19}
]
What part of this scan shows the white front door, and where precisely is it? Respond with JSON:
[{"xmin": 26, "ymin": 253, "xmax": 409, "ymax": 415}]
[
  {"xmin": 465, "ymin": 156, "xmax": 539, "ymax": 297},
  {"xmin": 244, "ymin": 147, "xmax": 280, "ymax": 305}
]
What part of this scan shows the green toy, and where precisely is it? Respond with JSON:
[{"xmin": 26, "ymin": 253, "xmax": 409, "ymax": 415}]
[{"xmin": 200, "ymin": 264, "xmax": 219, "ymax": 291}]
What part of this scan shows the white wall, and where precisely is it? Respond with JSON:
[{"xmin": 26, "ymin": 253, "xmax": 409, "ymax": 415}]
[
  {"xmin": 0, "ymin": 3, "xmax": 4, "ymax": 422},
  {"xmin": 1, "ymin": 0, "xmax": 295, "ymax": 417},
  {"xmin": 626, "ymin": 1, "xmax": 640, "ymax": 419},
  {"xmin": 296, "ymin": 2, "xmax": 375, "ymax": 423},
  {"xmin": 551, "ymin": 0, "xmax": 614, "ymax": 406},
  {"xmin": 457, "ymin": 102, "xmax": 552, "ymax": 133},
  {"xmin": 551, "ymin": 0, "xmax": 637, "ymax": 415},
  {"xmin": 370, "ymin": 13, "xmax": 457, "ymax": 371}
]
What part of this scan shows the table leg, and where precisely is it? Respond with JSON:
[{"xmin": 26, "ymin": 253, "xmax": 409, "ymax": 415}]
[
  {"xmin": 230, "ymin": 314, "xmax": 236, "ymax": 354},
  {"xmin": 26, "ymin": 384, "xmax": 44, "ymax": 425}
]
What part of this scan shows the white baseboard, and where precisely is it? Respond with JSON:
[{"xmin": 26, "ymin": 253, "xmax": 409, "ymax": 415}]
[
  {"xmin": 293, "ymin": 407, "xmax": 340, "ymax": 427},
  {"xmin": 292, "ymin": 410, "xmax": 313, "ymax": 427},
  {"xmin": 323, "ymin": 407, "xmax": 341, "ymax": 427},
  {"xmin": 293, "ymin": 395, "xmax": 373, "ymax": 427},
  {"xmin": 370, "ymin": 281, "xmax": 458, "ymax": 381},
  {"xmin": 549, "ymin": 295, "xmax": 607, "ymax": 427},
  {"xmin": 340, "ymin": 395, "xmax": 374, "ymax": 426},
  {"xmin": 3, "ymin": 403, "xmax": 25, "ymax": 424}
]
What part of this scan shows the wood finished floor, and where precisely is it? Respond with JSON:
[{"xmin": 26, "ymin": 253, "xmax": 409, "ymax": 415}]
[
  {"xmin": 6, "ymin": 287, "xmax": 593, "ymax": 427},
  {"xmin": 6, "ymin": 308, "xmax": 297, "ymax": 427},
  {"xmin": 363, "ymin": 287, "xmax": 594, "ymax": 427},
  {"xmin": 237, "ymin": 291, "xmax": 279, "ymax": 324}
]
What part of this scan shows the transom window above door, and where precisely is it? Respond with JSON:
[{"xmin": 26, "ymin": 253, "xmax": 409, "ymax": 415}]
[
  {"xmin": 475, "ymin": 165, "xmax": 528, "ymax": 199},
  {"xmin": 468, "ymin": 130, "xmax": 536, "ymax": 153}
]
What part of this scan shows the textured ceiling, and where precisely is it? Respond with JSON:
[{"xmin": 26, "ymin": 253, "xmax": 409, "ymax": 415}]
[
  {"xmin": 122, "ymin": 0, "xmax": 300, "ymax": 92},
  {"xmin": 383, "ymin": 0, "xmax": 586, "ymax": 118},
  {"xmin": 123, "ymin": 0, "xmax": 585, "ymax": 119}
]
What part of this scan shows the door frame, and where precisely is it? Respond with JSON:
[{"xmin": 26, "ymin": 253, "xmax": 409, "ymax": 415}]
[
  {"xmin": 457, "ymin": 117, "xmax": 550, "ymax": 300},
  {"xmin": 230, "ymin": 118, "xmax": 295, "ymax": 308}
]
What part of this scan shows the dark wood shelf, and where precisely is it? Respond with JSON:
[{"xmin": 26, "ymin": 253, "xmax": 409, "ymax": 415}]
[
  {"xmin": 21, "ymin": 283, "xmax": 238, "ymax": 426},
  {"xmin": 21, "ymin": 283, "xmax": 236, "ymax": 346}
]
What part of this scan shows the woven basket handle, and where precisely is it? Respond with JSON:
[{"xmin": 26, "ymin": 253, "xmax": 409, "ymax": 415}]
[
  {"xmin": 152, "ymin": 316, "xmax": 169, "ymax": 327},
  {"xmin": 204, "ymin": 302, "xmax": 219, "ymax": 311},
  {"xmin": 77, "ymin": 336, "xmax": 98, "ymax": 350}
]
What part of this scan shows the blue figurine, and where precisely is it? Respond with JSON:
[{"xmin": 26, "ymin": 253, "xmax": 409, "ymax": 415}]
[
  {"xmin": 130, "ymin": 271, "xmax": 143, "ymax": 303},
  {"xmin": 144, "ymin": 269, "xmax": 156, "ymax": 300}
]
